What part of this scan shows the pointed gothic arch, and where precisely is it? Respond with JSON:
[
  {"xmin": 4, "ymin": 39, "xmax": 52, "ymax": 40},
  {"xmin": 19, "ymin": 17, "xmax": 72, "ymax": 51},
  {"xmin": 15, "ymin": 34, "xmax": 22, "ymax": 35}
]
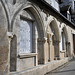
[
  {"xmin": 61, "ymin": 23, "xmax": 69, "ymax": 42},
  {"xmin": 60, "ymin": 24, "xmax": 70, "ymax": 57},
  {"xmin": 10, "ymin": 3, "xmax": 46, "ymax": 66},
  {"xmin": 11, "ymin": 3, "xmax": 45, "ymax": 37},
  {"xmin": 46, "ymin": 18, "xmax": 60, "ymax": 60},
  {"xmin": 46, "ymin": 18, "xmax": 60, "ymax": 41}
]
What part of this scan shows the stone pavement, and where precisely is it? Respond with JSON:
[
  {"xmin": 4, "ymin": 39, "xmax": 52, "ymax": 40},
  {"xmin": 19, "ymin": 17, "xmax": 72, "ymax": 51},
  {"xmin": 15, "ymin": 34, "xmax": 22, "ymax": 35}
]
[{"xmin": 45, "ymin": 58, "xmax": 75, "ymax": 75}]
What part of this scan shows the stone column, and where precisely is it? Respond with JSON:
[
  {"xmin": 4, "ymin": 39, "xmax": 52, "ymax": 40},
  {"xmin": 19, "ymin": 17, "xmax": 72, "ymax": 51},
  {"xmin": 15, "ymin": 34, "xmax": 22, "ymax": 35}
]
[
  {"xmin": 44, "ymin": 37, "xmax": 49, "ymax": 64},
  {"xmin": 47, "ymin": 39, "xmax": 51, "ymax": 62},
  {"xmin": 54, "ymin": 41, "xmax": 60, "ymax": 60},
  {"xmin": 7, "ymin": 32, "xmax": 14, "ymax": 73},
  {"xmin": 47, "ymin": 33, "xmax": 52, "ymax": 62},
  {"xmin": 66, "ymin": 42, "xmax": 71, "ymax": 57},
  {"xmin": 38, "ymin": 37, "xmax": 47, "ymax": 64}
]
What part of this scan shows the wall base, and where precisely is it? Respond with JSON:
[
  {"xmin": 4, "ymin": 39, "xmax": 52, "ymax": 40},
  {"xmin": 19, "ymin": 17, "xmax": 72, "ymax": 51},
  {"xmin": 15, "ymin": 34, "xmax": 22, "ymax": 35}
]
[{"xmin": 9, "ymin": 57, "xmax": 72, "ymax": 75}]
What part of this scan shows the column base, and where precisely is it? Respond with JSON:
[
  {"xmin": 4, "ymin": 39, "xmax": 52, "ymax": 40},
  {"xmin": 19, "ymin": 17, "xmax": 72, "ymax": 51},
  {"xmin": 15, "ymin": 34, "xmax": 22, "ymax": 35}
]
[{"xmin": 54, "ymin": 57, "xmax": 60, "ymax": 60}]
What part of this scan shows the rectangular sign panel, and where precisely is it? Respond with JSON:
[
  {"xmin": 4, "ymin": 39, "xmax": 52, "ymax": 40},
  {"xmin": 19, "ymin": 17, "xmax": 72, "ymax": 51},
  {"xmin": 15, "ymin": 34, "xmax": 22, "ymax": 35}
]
[{"xmin": 20, "ymin": 19, "xmax": 32, "ymax": 53}]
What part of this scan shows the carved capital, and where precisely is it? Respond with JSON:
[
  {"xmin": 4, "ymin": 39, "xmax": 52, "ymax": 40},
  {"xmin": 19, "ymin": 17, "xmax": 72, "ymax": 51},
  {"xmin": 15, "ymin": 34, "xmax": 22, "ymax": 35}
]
[
  {"xmin": 47, "ymin": 32, "xmax": 53, "ymax": 44},
  {"xmin": 7, "ymin": 32, "xmax": 13, "ymax": 39},
  {"xmin": 38, "ymin": 37, "xmax": 47, "ymax": 43},
  {"xmin": 53, "ymin": 40, "xmax": 60, "ymax": 45}
]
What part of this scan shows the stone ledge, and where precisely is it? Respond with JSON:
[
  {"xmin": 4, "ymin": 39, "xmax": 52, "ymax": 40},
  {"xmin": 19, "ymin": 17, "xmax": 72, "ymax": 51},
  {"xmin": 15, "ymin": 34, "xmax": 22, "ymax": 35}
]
[
  {"xmin": 18, "ymin": 53, "xmax": 37, "ymax": 59},
  {"xmin": 60, "ymin": 50, "xmax": 66, "ymax": 53},
  {"xmin": 9, "ymin": 57, "xmax": 72, "ymax": 75}
]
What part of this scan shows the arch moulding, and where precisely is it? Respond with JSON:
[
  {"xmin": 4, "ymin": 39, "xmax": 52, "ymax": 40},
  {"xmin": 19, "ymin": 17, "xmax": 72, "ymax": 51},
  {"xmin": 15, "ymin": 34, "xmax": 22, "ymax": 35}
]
[
  {"xmin": 61, "ymin": 23, "xmax": 69, "ymax": 42},
  {"xmin": 11, "ymin": 2, "xmax": 45, "ymax": 37},
  {"xmin": 45, "ymin": 17, "xmax": 60, "ymax": 41}
]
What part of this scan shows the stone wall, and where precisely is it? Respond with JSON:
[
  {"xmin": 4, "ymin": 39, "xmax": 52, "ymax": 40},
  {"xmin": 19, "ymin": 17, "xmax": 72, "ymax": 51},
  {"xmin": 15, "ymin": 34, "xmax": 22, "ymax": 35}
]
[
  {"xmin": 0, "ymin": 1, "xmax": 9, "ymax": 75},
  {"xmin": 0, "ymin": 0, "xmax": 75, "ymax": 75}
]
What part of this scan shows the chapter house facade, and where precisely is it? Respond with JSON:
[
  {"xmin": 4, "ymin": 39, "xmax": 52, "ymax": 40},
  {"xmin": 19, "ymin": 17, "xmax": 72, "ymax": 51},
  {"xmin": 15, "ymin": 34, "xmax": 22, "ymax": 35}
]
[{"xmin": 0, "ymin": 0, "xmax": 75, "ymax": 75}]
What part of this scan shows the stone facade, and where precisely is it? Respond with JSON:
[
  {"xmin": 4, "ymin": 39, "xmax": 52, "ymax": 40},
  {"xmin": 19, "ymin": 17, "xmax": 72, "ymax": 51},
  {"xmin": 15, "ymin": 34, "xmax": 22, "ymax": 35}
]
[{"xmin": 0, "ymin": 0, "xmax": 75, "ymax": 75}]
